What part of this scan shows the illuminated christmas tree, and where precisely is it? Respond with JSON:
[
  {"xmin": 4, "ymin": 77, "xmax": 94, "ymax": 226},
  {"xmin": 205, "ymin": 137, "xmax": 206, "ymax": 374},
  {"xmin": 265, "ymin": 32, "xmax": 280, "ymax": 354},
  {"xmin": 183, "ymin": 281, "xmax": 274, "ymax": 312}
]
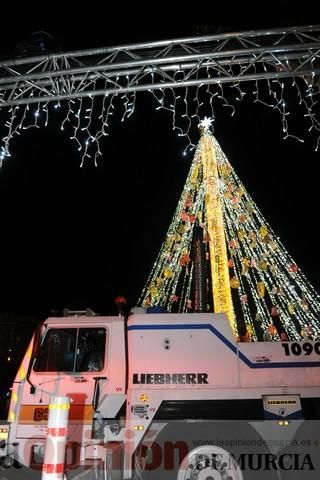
[{"xmin": 138, "ymin": 119, "xmax": 320, "ymax": 341}]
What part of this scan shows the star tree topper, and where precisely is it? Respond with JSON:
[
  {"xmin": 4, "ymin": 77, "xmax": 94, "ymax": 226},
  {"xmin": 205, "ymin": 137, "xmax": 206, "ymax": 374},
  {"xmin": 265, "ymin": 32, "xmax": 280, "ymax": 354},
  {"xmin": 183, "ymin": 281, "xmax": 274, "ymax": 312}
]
[{"xmin": 198, "ymin": 116, "xmax": 214, "ymax": 133}]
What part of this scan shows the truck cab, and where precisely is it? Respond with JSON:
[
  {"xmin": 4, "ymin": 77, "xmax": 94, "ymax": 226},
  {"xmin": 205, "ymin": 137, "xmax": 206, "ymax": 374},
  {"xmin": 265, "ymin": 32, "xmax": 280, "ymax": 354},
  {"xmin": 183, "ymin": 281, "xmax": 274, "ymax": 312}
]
[{"xmin": 2, "ymin": 312, "xmax": 126, "ymax": 472}]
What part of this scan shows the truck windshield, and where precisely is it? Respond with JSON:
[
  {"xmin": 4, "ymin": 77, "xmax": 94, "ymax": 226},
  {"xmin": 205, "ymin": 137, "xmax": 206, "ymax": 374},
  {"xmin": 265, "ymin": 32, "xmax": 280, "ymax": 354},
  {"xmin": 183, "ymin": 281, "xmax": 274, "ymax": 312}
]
[{"xmin": 33, "ymin": 327, "xmax": 106, "ymax": 373}]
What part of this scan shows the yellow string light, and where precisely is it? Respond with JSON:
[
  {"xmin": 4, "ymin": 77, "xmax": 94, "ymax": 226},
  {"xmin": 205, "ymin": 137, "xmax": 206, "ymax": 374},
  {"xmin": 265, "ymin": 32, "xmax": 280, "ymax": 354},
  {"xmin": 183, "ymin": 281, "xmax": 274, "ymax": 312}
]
[{"xmin": 139, "ymin": 125, "xmax": 320, "ymax": 342}]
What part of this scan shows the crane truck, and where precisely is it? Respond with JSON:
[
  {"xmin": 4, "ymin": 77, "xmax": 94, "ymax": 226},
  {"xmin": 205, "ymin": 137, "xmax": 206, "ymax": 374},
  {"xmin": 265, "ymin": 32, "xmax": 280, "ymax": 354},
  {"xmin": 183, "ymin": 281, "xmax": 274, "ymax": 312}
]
[{"xmin": 0, "ymin": 309, "xmax": 319, "ymax": 479}]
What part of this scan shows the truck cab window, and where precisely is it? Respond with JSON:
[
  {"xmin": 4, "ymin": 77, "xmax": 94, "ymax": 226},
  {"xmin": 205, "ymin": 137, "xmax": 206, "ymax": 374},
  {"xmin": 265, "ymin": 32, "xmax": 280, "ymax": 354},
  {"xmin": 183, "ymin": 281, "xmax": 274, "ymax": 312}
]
[
  {"xmin": 76, "ymin": 329, "xmax": 106, "ymax": 372},
  {"xmin": 33, "ymin": 328, "xmax": 106, "ymax": 373}
]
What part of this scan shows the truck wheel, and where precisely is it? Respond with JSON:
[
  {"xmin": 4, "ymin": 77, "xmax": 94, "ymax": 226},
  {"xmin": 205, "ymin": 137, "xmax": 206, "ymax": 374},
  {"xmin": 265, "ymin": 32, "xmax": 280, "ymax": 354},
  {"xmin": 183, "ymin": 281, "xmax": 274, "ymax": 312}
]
[
  {"xmin": 177, "ymin": 445, "xmax": 243, "ymax": 480},
  {"xmin": 135, "ymin": 420, "xmax": 279, "ymax": 480},
  {"xmin": 0, "ymin": 455, "xmax": 14, "ymax": 468}
]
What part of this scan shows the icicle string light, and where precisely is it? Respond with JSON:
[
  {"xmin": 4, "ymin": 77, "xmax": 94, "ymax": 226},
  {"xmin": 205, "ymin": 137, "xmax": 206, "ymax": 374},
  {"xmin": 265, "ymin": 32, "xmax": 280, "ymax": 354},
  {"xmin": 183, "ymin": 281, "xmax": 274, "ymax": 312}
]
[
  {"xmin": 1, "ymin": 78, "xmax": 319, "ymax": 165},
  {"xmin": 138, "ymin": 126, "xmax": 320, "ymax": 342},
  {"xmin": 1, "ymin": 25, "xmax": 320, "ymax": 164}
]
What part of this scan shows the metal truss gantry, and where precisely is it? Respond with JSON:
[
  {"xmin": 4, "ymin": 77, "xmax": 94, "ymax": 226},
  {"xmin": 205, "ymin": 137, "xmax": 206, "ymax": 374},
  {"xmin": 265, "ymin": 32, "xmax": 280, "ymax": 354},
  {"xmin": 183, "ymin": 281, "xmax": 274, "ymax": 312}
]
[{"xmin": 0, "ymin": 25, "xmax": 320, "ymax": 108}]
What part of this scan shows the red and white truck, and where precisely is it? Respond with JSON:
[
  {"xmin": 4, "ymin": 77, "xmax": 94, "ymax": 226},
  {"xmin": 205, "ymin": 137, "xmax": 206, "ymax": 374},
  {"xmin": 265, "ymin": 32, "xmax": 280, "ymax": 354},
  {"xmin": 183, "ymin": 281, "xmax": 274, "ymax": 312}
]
[{"xmin": 0, "ymin": 309, "xmax": 319, "ymax": 479}]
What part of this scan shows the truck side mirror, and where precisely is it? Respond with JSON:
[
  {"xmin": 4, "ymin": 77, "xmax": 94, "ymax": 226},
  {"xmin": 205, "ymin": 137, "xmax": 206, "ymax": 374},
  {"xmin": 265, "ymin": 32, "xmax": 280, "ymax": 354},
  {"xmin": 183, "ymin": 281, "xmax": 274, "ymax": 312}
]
[
  {"xmin": 92, "ymin": 377, "xmax": 107, "ymax": 411},
  {"xmin": 26, "ymin": 323, "xmax": 45, "ymax": 393}
]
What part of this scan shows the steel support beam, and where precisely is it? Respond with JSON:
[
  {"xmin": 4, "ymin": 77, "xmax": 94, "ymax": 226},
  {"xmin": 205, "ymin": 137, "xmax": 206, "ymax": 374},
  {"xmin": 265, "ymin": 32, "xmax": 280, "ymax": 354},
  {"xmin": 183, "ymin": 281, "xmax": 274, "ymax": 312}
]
[{"xmin": 0, "ymin": 25, "xmax": 319, "ymax": 108}]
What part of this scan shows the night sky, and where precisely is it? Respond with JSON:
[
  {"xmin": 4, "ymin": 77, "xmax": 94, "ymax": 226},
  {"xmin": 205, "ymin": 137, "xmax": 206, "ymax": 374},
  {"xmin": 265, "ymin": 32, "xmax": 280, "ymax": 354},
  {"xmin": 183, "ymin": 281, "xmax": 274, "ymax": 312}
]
[{"xmin": 0, "ymin": 5, "xmax": 320, "ymax": 320}]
